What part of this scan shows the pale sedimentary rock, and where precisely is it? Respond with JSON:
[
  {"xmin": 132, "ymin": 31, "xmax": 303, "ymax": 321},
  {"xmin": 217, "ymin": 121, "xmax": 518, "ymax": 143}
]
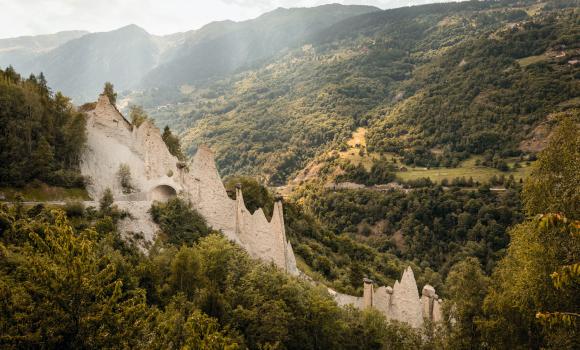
[
  {"xmin": 329, "ymin": 288, "xmax": 363, "ymax": 309},
  {"xmin": 388, "ymin": 267, "xmax": 425, "ymax": 328},
  {"xmin": 80, "ymin": 94, "xmax": 298, "ymax": 275},
  {"xmin": 333, "ymin": 267, "xmax": 442, "ymax": 328},
  {"xmin": 421, "ymin": 284, "xmax": 443, "ymax": 323},
  {"xmin": 81, "ymin": 94, "xmax": 183, "ymax": 201},
  {"xmin": 363, "ymin": 278, "xmax": 374, "ymax": 309}
]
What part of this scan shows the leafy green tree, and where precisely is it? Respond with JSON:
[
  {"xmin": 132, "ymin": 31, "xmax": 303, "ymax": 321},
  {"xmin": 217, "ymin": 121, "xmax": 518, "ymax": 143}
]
[
  {"xmin": 443, "ymin": 258, "xmax": 489, "ymax": 349},
  {"xmin": 480, "ymin": 118, "xmax": 580, "ymax": 349},
  {"xmin": 523, "ymin": 118, "xmax": 579, "ymax": 219},
  {"xmin": 32, "ymin": 136, "xmax": 55, "ymax": 178},
  {"xmin": 169, "ymin": 246, "xmax": 204, "ymax": 300},
  {"xmin": 162, "ymin": 126, "xmax": 186, "ymax": 160},
  {"xmin": 0, "ymin": 209, "xmax": 152, "ymax": 348},
  {"xmin": 224, "ymin": 176, "xmax": 275, "ymax": 218},
  {"xmin": 103, "ymin": 81, "xmax": 117, "ymax": 105},
  {"xmin": 117, "ymin": 163, "xmax": 134, "ymax": 194},
  {"xmin": 147, "ymin": 294, "xmax": 242, "ymax": 349},
  {"xmin": 99, "ymin": 188, "xmax": 114, "ymax": 214},
  {"xmin": 535, "ymin": 214, "xmax": 580, "ymax": 330},
  {"xmin": 341, "ymin": 308, "xmax": 425, "ymax": 350},
  {"xmin": 129, "ymin": 105, "xmax": 148, "ymax": 127},
  {"xmin": 0, "ymin": 68, "xmax": 86, "ymax": 188},
  {"xmin": 149, "ymin": 198, "xmax": 210, "ymax": 245},
  {"xmin": 180, "ymin": 310, "xmax": 241, "ymax": 349}
]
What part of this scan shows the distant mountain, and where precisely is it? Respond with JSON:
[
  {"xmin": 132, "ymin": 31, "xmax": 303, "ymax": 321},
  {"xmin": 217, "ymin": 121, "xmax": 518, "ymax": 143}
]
[
  {"xmin": 0, "ymin": 30, "xmax": 88, "ymax": 72},
  {"xmin": 142, "ymin": 4, "xmax": 379, "ymax": 87},
  {"xmin": 126, "ymin": 0, "xmax": 578, "ymax": 184},
  {"xmin": 0, "ymin": 30, "xmax": 88, "ymax": 52},
  {"xmin": 0, "ymin": 4, "xmax": 378, "ymax": 102},
  {"xmin": 14, "ymin": 25, "xmax": 159, "ymax": 102}
]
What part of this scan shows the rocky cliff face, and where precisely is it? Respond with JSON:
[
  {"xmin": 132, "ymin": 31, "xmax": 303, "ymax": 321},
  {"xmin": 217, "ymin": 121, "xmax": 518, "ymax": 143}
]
[{"xmin": 80, "ymin": 94, "xmax": 297, "ymax": 274}]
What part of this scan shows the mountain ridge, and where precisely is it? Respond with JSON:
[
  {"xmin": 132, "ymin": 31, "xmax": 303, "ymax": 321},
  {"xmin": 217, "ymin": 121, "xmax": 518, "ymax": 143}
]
[{"xmin": 0, "ymin": 4, "xmax": 380, "ymax": 102}]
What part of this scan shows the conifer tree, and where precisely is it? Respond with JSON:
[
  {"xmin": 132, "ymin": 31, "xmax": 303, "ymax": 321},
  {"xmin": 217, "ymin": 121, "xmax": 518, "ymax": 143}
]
[
  {"xmin": 130, "ymin": 105, "xmax": 148, "ymax": 127},
  {"xmin": 162, "ymin": 125, "xmax": 185, "ymax": 160},
  {"xmin": 103, "ymin": 81, "xmax": 117, "ymax": 105}
]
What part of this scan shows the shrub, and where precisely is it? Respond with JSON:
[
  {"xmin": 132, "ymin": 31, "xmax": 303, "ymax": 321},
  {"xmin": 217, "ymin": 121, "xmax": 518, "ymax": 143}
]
[
  {"xmin": 64, "ymin": 201, "xmax": 85, "ymax": 217},
  {"xmin": 117, "ymin": 163, "xmax": 135, "ymax": 194}
]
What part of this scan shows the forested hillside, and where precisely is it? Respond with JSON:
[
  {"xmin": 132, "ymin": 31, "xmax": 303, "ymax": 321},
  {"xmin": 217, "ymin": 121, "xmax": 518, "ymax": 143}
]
[
  {"xmin": 0, "ymin": 1, "xmax": 578, "ymax": 348},
  {"xmin": 1, "ymin": 113, "xmax": 577, "ymax": 349},
  {"xmin": 0, "ymin": 67, "xmax": 86, "ymax": 188},
  {"xmin": 132, "ymin": 0, "xmax": 579, "ymax": 184},
  {"xmin": 366, "ymin": 6, "xmax": 579, "ymax": 166}
]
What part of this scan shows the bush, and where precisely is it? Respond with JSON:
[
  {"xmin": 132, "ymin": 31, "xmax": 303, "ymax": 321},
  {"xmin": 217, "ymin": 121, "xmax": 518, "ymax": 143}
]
[
  {"xmin": 150, "ymin": 198, "xmax": 211, "ymax": 245},
  {"xmin": 117, "ymin": 163, "xmax": 135, "ymax": 194},
  {"xmin": 43, "ymin": 170, "xmax": 86, "ymax": 188},
  {"xmin": 64, "ymin": 201, "xmax": 85, "ymax": 217},
  {"xmin": 99, "ymin": 188, "xmax": 114, "ymax": 214}
]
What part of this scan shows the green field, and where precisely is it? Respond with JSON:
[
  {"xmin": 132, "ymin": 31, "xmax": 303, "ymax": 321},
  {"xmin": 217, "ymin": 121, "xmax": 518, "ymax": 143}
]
[
  {"xmin": 337, "ymin": 128, "xmax": 534, "ymax": 185},
  {"xmin": 516, "ymin": 53, "xmax": 549, "ymax": 67},
  {"xmin": 395, "ymin": 156, "xmax": 534, "ymax": 184},
  {"xmin": 0, "ymin": 183, "xmax": 90, "ymax": 202}
]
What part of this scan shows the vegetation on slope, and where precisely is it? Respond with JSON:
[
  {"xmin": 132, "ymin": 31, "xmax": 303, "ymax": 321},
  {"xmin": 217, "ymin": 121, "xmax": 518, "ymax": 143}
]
[
  {"xmin": 135, "ymin": 0, "xmax": 578, "ymax": 185},
  {"xmin": 0, "ymin": 116, "xmax": 576, "ymax": 349},
  {"xmin": 477, "ymin": 118, "xmax": 579, "ymax": 349},
  {"xmin": 0, "ymin": 65, "xmax": 577, "ymax": 349},
  {"xmin": 366, "ymin": 7, "xmax": 579, "ymax": 167},
  {"xmin": 0, "ymin": 198, "xmax": 433, "ymax": 349},
  {"xmin": 436, "ymin": 117, "xmax": 580, "ymax": 349},
  {"xmin": 296, "ymin": 180, "xmax": 523, "ymax": 278},
  {"xmin": 0, "ymin": 67, "xmax": 86, "ymax": 188}
]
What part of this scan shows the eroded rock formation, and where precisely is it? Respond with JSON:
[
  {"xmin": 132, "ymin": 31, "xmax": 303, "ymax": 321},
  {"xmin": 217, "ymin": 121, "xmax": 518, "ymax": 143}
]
[
  {"xmin": 81, "ymin": 94, "xmax": 297, "ymax": 275},
  {"xmin": 331, "ymin": 267, "xmax": 442, "ymax": 328},
  {"xmin": 80, "ymin": 94, "xmax": 439, "ymax": 327}
]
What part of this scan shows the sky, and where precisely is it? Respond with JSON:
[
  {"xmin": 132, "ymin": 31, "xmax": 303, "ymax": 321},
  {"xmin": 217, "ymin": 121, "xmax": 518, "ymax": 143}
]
[{"xmin": 0, "ymin": 0, "xmax": 448, "ymax": 39}]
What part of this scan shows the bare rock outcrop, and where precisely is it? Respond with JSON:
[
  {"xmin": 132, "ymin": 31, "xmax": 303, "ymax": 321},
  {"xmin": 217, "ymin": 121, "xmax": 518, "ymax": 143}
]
[
  {"xmin": 333, "ymin": 267, "xmax": 442, "ymax": 328},
  {"xmin": 80, "ymin": 94, "xmax": 297, "ymax": 275}
]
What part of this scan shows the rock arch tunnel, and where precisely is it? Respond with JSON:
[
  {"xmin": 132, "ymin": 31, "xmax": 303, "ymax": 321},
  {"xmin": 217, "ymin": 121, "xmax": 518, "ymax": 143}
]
[{"xmin": 150, "ymin": 185, "xmax": 177, "ymax": 202}]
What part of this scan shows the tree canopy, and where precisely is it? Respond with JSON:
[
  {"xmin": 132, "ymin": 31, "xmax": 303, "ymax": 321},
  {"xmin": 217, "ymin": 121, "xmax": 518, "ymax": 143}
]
[{"xmin": 0, "ymin": 67, "xmax": 86, "ymax": 187}]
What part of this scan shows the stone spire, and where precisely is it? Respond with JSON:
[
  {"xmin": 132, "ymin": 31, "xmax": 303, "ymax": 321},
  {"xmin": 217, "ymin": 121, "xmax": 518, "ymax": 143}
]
[
  {"xmin": 363, "ymin": 278, "xmax": 374, "ymax": 309},
  {"xmin": 188, "ymin": 145, "xmax": 237, "ymax": 242},
  {"xmin": 390, "ymin": 267, "xmax": 424, "ymax": 328},
  {"xmin": 272, "ymin": 196, "xmax": 288, "ymax": 272},
  {"xmin": 421, "ymin": 284, "xmax": 436, "ymax": 320},
  {"xmin": 234, "ymin": 183, "xmax": 244, "ymax": 237}
]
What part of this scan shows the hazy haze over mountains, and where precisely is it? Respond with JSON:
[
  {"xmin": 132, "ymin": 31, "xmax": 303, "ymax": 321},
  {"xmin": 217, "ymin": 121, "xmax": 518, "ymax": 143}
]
[
  {"xmin": 0, "ymin": 0, "xmax": 458, "ymax": 38},
  {"xmin": 0, "ymin": 3, "xmax": 382, "ymax": 101},
  {"xmin": 0, "ymin": 1, "xmax": 460, "ymax": 102}
]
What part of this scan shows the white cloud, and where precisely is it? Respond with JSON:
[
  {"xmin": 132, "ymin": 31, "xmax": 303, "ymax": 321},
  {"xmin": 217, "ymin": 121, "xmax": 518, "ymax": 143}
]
[{"xmin": 0, "ymin": 0, "xmax": 451, "ymax": 38}]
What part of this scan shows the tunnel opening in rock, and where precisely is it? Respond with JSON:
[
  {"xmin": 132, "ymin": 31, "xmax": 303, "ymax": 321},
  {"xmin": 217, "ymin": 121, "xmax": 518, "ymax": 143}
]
[{"xmin": 150, "ymin": 185, "xmax": 177, "ymax": 202}]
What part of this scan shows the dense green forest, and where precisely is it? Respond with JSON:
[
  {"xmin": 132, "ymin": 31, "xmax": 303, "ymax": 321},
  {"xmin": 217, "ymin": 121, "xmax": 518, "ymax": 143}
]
[
  {"xmin": 298, "ymin": 180, "xmax": 523, "ymax": 276},
  {"xmin": 133, "ymin": 0, "xmax": 579, "ymax": 184},
  {"xmin": 1, "ymin": 114, "xmax": 577, "ymax": 349},
  {"xmin": 0, "ymin": 67, "xmax": 86, "ymax": 187},
  {"xmin": 0, "ymin": 188, "xmax": 433, "ymax": 349},
  {"xmin": 366, "ymin": 7, "xmax": 579, "ymax": 167}
]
